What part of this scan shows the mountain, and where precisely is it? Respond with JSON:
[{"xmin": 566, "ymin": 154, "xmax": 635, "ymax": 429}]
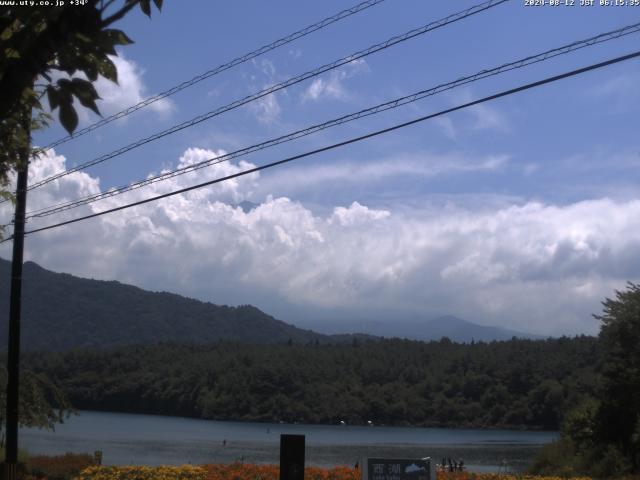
[
  {"xmin": 299, "ymin": 315, "xmax": 542, "ymax": 343},
  {"xmin": 0, "ymin": 258, "xmax": 540, "ymax": 351},
  {"xmin": 0, "ymin": 258, "xmax": 331, "ymax": 351},
  {"xmin": 417, "ymin": 315, "xmax": 543, "ymax": 342}
]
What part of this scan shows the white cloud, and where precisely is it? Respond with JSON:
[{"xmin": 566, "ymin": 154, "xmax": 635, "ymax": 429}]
[
  {"xmin": 330, "ymin": 202, "xmax": 390, "ymax": 226},
  {"xmin": 446, "ymin": 88, "xmax": 509, "ymax": 133},
  {"xmin": 257, "ymin": 152, "xmax": 510, "ymax": 195},
  {"xmin": 251, "ymin": 93, "xmax": 282, "ymax": 124},
  {"xmin": 94, "ymin": 55, "xmax": 173, "ymax": 117},
  {"xmin": 301, "ymin": 59, "xmax": 369, "ymax": 102},
  {"xmin": 468, "ymin": 102, "xmax": 508, "ymax": 131},
  {"xmin": 246, "ymin": 59, "xmax": 284, "ymax": 125},
  {"xmin": 3, "ymin": 149, "xmax": 640, "ymax": 337},
  {"xmin": 258, "ymin": 59, "xmax": 277, "ymax": 78}
]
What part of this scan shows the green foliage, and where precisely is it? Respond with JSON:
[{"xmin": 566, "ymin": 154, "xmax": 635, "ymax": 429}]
[
  {"xmin": 23, "ymin": 336, "xmax": 599, "ymax": 430},
  {"xmin": 0, "ymin": 0, "xmax": 162, "ymax": 191},
  {"xmin": 527, "ymin": 437, "xmax": 579, "ymax": 477},
  {"xmin": 562, "ymin": 398, "xmax": 598, "ymax": 452},
  {"xmin": 531, "ymin": 283, "xmax": 640, "ymax": 477},
  {"xmin": 0, "ymin": 366, "xmax": 74, "ymax": 447},
  {"xmin": 593, "ymin": 282, "xmax": 640, "ymax": 473}
]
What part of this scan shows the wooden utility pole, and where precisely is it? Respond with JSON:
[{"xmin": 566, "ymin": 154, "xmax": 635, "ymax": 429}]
[{"xmin": 3, "ymin": 118, "xmax": 30, "ymax": 480}]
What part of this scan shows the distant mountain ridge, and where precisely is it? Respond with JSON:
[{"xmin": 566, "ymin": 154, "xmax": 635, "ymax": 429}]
[
  {"xmin": 419, "ymin": 315, "xmax": 543, "ymax": 342},
  {"xmin": 300, "ymin": 315, "xmax": 542, "ymax": 342}
]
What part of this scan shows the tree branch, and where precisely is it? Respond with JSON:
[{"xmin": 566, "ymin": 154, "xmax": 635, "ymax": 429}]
[{"xmin": 101, "ymin": 1, "xmax": 138, "ymax": 27}]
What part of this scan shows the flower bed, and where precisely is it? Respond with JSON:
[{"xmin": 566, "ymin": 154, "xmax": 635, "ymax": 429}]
[
  {"xmin": 74, "ymin": 465, "xmax": 207, "ymax": 480},
  {"xmin": 74, "ymin": 464, "xmax": 607, "ymax": 480},
  {"xmin": 438, "ymin": 473, "xmax": 593, "ymax": 480},
  {"xmin": 27, "ymin": 453, "xmax": 96, "ymax": 480},
  {"xmin": 203, "ymin": 463, "xmax": 359, "ymax": 480}
]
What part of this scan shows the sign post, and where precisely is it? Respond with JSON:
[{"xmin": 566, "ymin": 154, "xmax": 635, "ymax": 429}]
[{"xmin": 279, "ymin": 434, "xmax": 305, "ymax": 480}]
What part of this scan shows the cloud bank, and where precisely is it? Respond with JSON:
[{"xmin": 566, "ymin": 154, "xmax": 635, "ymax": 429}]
[{"xmin": 2, "ymin": 148, "xmax": 639, "ymax": 336}]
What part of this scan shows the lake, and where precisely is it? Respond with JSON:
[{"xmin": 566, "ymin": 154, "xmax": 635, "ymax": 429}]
[{"xmin": 20, "ymin": 411, "xmax": 557, "ymax": 472}]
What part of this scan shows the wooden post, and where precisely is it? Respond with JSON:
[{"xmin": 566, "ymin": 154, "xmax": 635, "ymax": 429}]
[
  {"xmin": 3, "ymin": 119, "xmax": 30, "ymax": 480},
  {"xmin": 279, "ymin": 434, "xmax": 305, "ymax": 480}
]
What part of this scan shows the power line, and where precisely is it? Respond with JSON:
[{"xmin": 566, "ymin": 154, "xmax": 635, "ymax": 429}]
[
  {"xmin": 9, "ymin": 49, "xmax": 639, "ymax": 241},
  {"xmin": 24, "ymin": 21, "xmax": 640, "ymax": 220},
  {"xmin": 41, "ymin": 0, "xmax": 388, "ymax": 152},
  {"xmin": 26, "ymin": 0, "xmax": 508, "ymax": 192}
]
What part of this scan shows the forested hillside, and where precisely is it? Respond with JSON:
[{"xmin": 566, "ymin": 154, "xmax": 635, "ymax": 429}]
[
  {"xmin": 0, "ymin": 259, "xmax": 328, "ymax": 350},
  {"xmin": 24, "ymin": 336, "xmax": 599, "ymax": 430}
]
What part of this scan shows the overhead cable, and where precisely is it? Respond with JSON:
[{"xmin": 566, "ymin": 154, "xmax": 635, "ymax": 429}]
[
  {"xmin": 8, "ymin": 49, "xmax": 638, "ymax": 241},
  {"xmin": 24, "ymin": 21, "xmax": 640, "ymax": 220},
  {"xmin": 26, "ymin": 0, "xmax": 509, "ymax": 192},
  {"xmin": 41, "ymin": 0, "xmax": 388, "ymax": 152}
]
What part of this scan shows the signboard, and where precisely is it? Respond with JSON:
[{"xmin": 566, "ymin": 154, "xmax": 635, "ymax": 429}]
[{"xmin": 362, "ymin": 458, "xmax": 434, "ymax": 480}]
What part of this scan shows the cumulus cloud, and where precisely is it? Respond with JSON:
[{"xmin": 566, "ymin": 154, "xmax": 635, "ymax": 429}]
[
  {"xmin": 94, "ymin": 54, "xmax": 173, "ymax": 117},
  {"xmin": 3, "ymin": 149, "xmax": 640, "ymax": 337}
]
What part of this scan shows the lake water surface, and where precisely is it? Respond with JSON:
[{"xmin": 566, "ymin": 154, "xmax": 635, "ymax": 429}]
[{"xmin": 21, "ymin": 411, "xmax": 557, "ymax": 472}]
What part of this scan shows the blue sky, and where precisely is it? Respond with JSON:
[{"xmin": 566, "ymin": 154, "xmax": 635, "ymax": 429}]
[{"xmin": 2, "ymin": 0, "xmax": 640, "ymax": 336}]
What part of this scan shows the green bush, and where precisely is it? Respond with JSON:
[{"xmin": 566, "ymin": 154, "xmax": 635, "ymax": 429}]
[{"xmin": 528, "ymin": 438, "xmax": 580, "ymax": 477}]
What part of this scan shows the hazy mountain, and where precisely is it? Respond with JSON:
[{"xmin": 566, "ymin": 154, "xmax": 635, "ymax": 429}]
[
  {"xmin": 0, "ymin": 258, "xmax": 334, "ymax": 351},
  {"xmin": 300, "ymin": 315, "xmax": 543, "ymax": 343},
  {"xmin": 418, "ymin": 315, "xmax": 543, "ymax": 342}
]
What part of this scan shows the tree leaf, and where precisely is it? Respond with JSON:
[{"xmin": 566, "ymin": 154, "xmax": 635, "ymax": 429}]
[
  {"xmin": 71, "ymin": 78, "xmax": 101, "ymax": 116},
  {"xmin": 82, "ymin": 57, "xmax": 99, "ymax": 82},
  {"xmin": 71, "ymin": 77, "xmax": 99, "ymax": 98},
  {"xmin": 56, "ymin": 79, "xmax": 74, "ymax": 107},
  {"xmin": 59, "ymin": 102, "xmax": 78, "ymax": 134},
  {"xmin": 97, "ymin": 56, "xmax": 118, "ymax": 84},
  {"xmin": 153, "ymin": 0, "xmax": 163, "ymax": 10},
  {"xmin": 103, "ymin": 29, "xmax": 134, "ymax": 46},
  {"xmin": 139, "ymin": 0, "xmax": 151, "ymax": 17},
  {"xmin": 57, "ymin": 78, "xmax": 72, "ymax": 91}
]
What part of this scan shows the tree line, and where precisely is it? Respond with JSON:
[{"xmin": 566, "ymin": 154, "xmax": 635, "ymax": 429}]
[{"xmin": 20, "ymin": 336, "xmax": 599, "ymax": 431}]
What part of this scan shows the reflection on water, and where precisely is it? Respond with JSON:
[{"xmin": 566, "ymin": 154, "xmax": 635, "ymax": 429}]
[{"xmin": 20, "ymin": 411, "xmax": 557, "ymax": 472}]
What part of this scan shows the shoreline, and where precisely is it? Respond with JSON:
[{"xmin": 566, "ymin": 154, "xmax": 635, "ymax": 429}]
[{"xmin": 68, "ymin": 408, "xmax": 559, "ymax": 433}]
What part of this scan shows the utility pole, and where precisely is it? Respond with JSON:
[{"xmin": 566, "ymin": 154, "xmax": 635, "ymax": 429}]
[{"xmin": 3, "ymin": 116, "xmax": 30, "ymax": 480}]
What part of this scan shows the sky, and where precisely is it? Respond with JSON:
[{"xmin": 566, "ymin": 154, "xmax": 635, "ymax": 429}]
[{"xmin": 2, "ymin": 0, "xmax": 640, "ymax": 336}]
